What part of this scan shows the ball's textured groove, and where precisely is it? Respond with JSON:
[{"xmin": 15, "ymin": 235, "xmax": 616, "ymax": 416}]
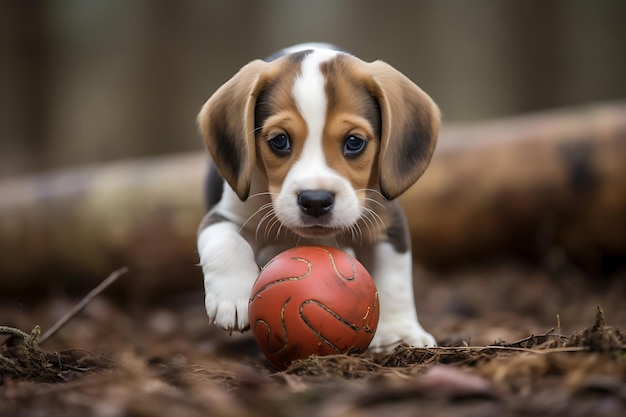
[{"xmin": 249, "ymin": 245, "xmax": 379, "ymax": 369}]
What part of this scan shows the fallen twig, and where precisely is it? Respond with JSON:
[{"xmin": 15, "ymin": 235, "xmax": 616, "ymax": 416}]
[
  {"xmin": 39, "ymin": 267, "xmax": 128, "ymax": 344},
  {"xmin": 0, "ymin": 269, "xmax": 126, "ymax": 381}
]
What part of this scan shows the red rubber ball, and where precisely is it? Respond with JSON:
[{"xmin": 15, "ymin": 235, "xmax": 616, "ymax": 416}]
[{"xmin": 248, "ymin": 245, "xmax": 379, "ymax": 369}]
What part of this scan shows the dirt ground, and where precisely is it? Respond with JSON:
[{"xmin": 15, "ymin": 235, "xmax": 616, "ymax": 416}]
[{"xmin": 1, "ymin": 261, "xmax": 625, "ymax": 417}]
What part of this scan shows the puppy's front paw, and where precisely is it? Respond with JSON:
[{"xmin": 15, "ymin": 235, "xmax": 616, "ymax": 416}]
[
  {"xmin": 198, "ymin": 224, "xmax": 260, "ymax": 333},
  {"xmin": 203, "ymin": 270, "xmax": 257, "ymax": 333},
  {"xmin": 369, "ymin": 320, "xmax": 437, "ymax": 353}
]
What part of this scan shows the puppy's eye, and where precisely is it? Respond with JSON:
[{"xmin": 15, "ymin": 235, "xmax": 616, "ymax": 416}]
[
  {"xmin": 268, "ymin": 133, "xmax": 291, "ymax": 156},
  {"xmin": 343, "ymin": 135, "xmax": 367, "ymax": 157}
]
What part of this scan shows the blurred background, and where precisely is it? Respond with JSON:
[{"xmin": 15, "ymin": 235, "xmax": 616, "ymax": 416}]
[
  {"xmin": 2, "ymin": 0, "xmax": 626, "ymax": 177},
  {"xmin": 1, "ymin": 0, "xmax": 626, "ymax": 299},
  {"xmin": 1, "ymin": 1, "xmax": 626, "ymax": 365}
]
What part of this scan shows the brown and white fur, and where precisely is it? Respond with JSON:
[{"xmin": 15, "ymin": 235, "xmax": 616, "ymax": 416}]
[{"xmin": 197, "ymin": 44, "xmax": 439, "ymax": 352}]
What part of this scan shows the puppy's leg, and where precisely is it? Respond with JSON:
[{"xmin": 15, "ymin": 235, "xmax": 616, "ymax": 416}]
[
  {"xmin": 367, "ymin": 241, "xmax": 436, "ymax": 352},
  {"xmin": 198, "ymin": 219, "xmax": 259, "ymax": 332}
]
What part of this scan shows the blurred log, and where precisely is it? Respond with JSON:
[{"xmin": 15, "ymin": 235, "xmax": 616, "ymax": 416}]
[
  {"xmin": 1, "ymin": 102, "xmax": 625, "ymax": 296},
  {"xmin": 0, "ymin": 153, "xmax": 206, "ymax": 297},
  {"xmin": 401, "ymin": 102, "xmax": 626, "ymax": 271}
]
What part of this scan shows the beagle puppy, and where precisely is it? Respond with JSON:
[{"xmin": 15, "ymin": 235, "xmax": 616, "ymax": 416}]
[{"xmin": 197, "ymin": 43, "xmax": 439, "ymax": 352}]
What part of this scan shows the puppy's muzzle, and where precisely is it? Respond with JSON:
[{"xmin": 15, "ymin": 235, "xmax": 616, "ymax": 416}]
[{"xmin": 298, "ymin": 190, "xmax": 335, "ymax": 218}]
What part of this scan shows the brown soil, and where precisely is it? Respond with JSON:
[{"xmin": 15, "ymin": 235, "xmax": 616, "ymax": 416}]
[{"xmin": 1, "ymin": 263, "xmax": 625, "ymax": 417}]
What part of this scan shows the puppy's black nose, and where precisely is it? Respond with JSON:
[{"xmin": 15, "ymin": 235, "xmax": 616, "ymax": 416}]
[{"xmin": 298, "ymin": 190, "xmax": 335, "ymax": 218}]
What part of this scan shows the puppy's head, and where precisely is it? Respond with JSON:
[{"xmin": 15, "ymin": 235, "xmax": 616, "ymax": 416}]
[{"xmin": 198, "ymin": 48, "xmax": 439, "ymax": 238}]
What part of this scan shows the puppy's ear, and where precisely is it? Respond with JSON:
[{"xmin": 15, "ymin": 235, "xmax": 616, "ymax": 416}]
[
  {"xmin": 197, "ymin": 60, "xmax": 269, "ymax": 201},
  {"xmin": 368, "ymin": 61, "xmax": 440, "ymax": 200}
]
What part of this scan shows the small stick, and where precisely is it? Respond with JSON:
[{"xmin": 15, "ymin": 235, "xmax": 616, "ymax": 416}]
[
  {"xmin": 39, "ymin": 267, "xmax": 129, "ymax": 345},
  {"xmin": 411, "ymin": 345, "xmax": 588, "ymax": 354},
  {"xmin": 0, "ymin": 325, "xmax": 31, "ymax": 341}
]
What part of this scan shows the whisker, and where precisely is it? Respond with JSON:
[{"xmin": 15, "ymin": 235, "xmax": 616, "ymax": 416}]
[
  {"xmin": 356, "ymin": 188, "xmax": 387, "ymax": 205},
  {"xmin": 364, "ymin": 197, "xmax": 385, "ymax": 210},
  {"xmin": 246, "ymin": 191, "xmax": 276, "ymax": 200},
  {"xmin": 242, "ymin": 207, "xmax": 272, "ymax": 236},
  {"xmin": 352, "ymin": 223, "xmax": 363, "ymax": 246},
  {"xmin": 248, "ymin": 126, "xmax": 264, "ymax": 138},
  {"xmin": 256, "ymin": 208, "xmax": 276, "ymax": 241},
  {"xmin": 242, "ymin": 201, "xmax": 271, "ymax": 226},
  {"xmin": 348, "ymin": 224, "xmax": 357, "ymax": 245},
  {"xmin": 361, "ymin": 216, "xmax": 376, "ymax": 236},
  {"xmin": 274, "ymin": 221, "xmax": 285, "ymax": 242},
  {"xmin": 365, "ymin": 207, "xmax": 386, "ymax": 231},
  {"xmin": 265, "ymin": 216, "xmax": 281, "ymax": 242},
  {"xmin": 365, "ymin": 208, "xmax": 387, "ymax": 239},
  {"xmin": 356, "ymin": 223, "xmax": 364, "ymax": 246},
  {"xmin": 262, "ymin": 217, "xmax": 272, "ymax": 242},
  {"xmin": 346, "ymin": 221, "xmax": 363, "ymax": 246}
]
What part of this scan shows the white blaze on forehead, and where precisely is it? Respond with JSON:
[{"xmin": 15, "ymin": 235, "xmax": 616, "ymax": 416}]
[
  {"xmin": 275, "ymin": 49, "xmax": 361, "ymax": 232},
  {"xmin": 292, "ymin": 49, "xmax": 338, "ymax": 139},
  {"xmin": 291, "ymin": 49, "xmax": 339, "ymax": 177}
]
